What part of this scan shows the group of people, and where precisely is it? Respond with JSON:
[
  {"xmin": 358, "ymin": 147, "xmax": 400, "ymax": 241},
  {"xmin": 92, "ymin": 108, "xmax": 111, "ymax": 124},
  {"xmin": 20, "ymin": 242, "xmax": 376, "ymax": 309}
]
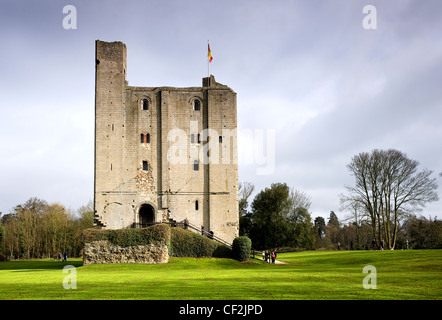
[
  {"xmin": 336, "ymin": 239, "xmax": 385, "ymax": 250},
  {"xmin": 372, "ymin": 239, "xmax": 386, "ymax": 250},
  {"xmin": 262, "ymin": 250, "xmax": 277, "ymax": 264},
  {"xmin": 56, "ymin": 251, "xmax": 68, "ymax": 262},
  {"xmin": 336, "ymin": 239, "xmax": 388, "ymax": 250}
]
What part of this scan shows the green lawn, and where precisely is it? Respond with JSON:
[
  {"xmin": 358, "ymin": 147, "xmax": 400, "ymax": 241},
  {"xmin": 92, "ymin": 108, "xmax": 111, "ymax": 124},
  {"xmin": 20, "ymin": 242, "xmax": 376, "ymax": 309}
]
[{"xmin": 0, "ymin": 250, "xmax": 440, "ymax": 300}]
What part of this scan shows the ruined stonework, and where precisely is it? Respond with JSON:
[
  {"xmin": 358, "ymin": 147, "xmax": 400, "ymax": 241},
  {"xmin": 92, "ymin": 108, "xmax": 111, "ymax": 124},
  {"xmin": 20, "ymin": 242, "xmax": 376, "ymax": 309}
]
[
  {"xmin": 94, "ymin": 40, "xmax": 239, "ymax": 244},
  {"xmin": 83, "ymin": 240, "xmax": 169, "ymax": 265}
]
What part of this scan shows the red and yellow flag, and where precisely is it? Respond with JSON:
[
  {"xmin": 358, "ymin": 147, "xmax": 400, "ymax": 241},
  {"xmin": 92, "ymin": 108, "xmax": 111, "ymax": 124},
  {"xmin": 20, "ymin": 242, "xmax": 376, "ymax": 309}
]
[{"xmin": 208, "ymin": 44, "xmax": 213, "ymax": 62}]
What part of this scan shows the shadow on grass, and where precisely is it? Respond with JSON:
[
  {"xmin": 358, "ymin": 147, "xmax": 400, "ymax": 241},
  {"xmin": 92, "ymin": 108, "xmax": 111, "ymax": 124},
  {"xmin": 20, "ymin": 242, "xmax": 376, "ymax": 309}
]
[{"xmin": 0, "ymin": 259, "xmax": 83, "ymax": 271}]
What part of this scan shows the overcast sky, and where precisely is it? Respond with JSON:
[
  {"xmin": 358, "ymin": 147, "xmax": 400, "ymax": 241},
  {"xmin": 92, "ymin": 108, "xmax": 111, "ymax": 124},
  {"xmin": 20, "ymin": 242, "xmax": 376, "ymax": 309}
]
[{"xmin": 1, "ymin": 0, "xmax": 441, "ymax": 221}]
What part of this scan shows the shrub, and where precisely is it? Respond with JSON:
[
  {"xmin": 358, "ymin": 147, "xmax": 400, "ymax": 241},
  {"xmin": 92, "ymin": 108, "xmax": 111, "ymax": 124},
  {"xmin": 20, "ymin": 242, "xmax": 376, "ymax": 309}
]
[
  {"xmin": 170, "ymin": 227, "xmax": 227, "ymax": 258},
  {"xmin": 212, "ymin": 244, "xmax": 233, "ymax": 258},
  {"xmin": 232, "ymin": 236, "xmax": 252, "ymax": 261}
]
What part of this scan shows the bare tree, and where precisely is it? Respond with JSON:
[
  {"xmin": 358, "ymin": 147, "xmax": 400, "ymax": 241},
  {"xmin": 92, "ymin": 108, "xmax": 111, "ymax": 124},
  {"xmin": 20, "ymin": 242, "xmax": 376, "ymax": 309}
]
[
  {"xmin": 340, "ymin": 197, "xmax": 366, "ymax": 249},
  {"xmin": 341, "ymin": 149, "xmax": 439, "ymax": 249},
  {"xmin": 238, "ymin": 182, "xmax": 255, "ymax": 216},
  {"xmin": 290, "ymin": 189, "xmax": 312, "ymax": 211},
  {"xmin": 13, "ymin": 198, "xmax": 48, "ymax": 258},
  {"xmin": 2, "ymin": 198, "xmax": 93, "ymax": 259}
]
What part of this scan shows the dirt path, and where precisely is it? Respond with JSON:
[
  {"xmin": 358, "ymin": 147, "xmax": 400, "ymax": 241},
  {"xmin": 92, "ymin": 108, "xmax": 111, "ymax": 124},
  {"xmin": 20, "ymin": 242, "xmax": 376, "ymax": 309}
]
[{"xmin": 256, "ymin": 257, "xmax": 288, "ymax": 264}]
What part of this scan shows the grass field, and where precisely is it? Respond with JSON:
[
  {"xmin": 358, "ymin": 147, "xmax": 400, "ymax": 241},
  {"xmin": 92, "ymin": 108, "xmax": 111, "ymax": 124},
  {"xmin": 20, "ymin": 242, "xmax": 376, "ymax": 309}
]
[{"xmin": 0, "ymin": 249, "xmax": 440, "ymax": 300}]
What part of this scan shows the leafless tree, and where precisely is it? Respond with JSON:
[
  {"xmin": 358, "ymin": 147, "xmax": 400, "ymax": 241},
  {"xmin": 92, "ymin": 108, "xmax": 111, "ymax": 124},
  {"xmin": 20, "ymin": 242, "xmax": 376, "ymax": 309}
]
[
  {"xmin": 341, "ymin": 149, "xmax": 439, "ymax": 249},
  {"xmin": 2, "ymin": 198, "xmax": 93, "ymax": 259},
  {"xmin": 290, "ymin": 189, "xmax": 312, "ymax": 211},
  {"xmin": 238, "ymin": 182, "xmax": 255, "ymax": 216},
  {"xmin": 340, "ymin": 196, "xmax": 367, "ymax": 249}
]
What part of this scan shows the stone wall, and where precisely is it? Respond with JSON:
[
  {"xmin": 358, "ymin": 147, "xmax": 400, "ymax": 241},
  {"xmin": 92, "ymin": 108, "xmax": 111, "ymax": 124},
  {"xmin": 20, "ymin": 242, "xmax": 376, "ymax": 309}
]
[
  {"xmin": 82, "ymin": 224, "xmax": 170, "ymax": 265},
  {"xmin": 83, "ymin": 240, "xmax": 169, "ymax": 265}
]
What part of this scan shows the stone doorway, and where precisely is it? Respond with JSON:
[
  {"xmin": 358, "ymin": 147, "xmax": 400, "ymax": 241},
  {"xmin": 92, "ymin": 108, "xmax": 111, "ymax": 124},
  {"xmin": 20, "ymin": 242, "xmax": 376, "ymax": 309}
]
[{"xmin": 138, "ymin": 204, "xmax": 155, "ymax": 227}]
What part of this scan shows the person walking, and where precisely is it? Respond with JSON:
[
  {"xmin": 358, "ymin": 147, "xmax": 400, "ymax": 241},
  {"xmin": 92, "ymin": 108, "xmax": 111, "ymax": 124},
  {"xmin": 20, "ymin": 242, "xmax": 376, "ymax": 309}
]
[
  {"xmin": 271, "ymin": 251, "xmax": 276, "ymax": 264},
  {"xmin": 372, "ymin": 239, "xmax": 377, "ymax": 250},
  {"xmin": 64, "ymin": 251, "xmax": 68, "ymax": 262}
]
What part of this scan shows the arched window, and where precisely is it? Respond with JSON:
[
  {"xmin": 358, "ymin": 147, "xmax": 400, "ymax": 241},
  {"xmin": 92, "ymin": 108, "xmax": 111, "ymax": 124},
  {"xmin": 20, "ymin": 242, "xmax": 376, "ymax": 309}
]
[
  {"xmin": 193, "ymin": 160, "xmax": 199, "ymax": 171},
  {"xmin": 140, "ymin": 133, "xmax": 144, "ymax": 144},
  {"xmin": 195, "ymin": 200, "xmax": 199, "ymax": 211},
  {"xmin": 142, "ymin": 99, "xmax": 149, "ymax": 110},
  {"xmin": 142, "ymin": 161, "xmax": 148, "ymax": 171},
  {"xmin": 194, "ymin": 100, "xmax": 200, "ymax": 111},
  {"xmin": 145, "ymin": 133, "xmax": 150, "ymax": 143}
]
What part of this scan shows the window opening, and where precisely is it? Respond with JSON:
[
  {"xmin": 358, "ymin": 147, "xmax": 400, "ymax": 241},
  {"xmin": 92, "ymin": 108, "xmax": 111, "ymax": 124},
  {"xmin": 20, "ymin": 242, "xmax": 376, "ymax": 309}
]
[
  {"xmin": 194, "ymin": 100, "xmax": 200, "ymax": 111},
  {"xmin": 142, "ymin": 99, "xmax": 149, "ymax": 110},
  {"xmin": 140, "ymin": 133, "xmax": 150, "ymax": 143}
]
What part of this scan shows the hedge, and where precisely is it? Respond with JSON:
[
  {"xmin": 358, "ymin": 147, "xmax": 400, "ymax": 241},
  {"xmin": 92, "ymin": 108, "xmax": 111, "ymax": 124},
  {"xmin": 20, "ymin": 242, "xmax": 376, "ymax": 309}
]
[
  {"xmin": 169, "ymin": 227, "xmax": 232, "ymax": 258},
  {"xmin": 82, "ymin": 224, "xmax": 170, "ymax": 248}
]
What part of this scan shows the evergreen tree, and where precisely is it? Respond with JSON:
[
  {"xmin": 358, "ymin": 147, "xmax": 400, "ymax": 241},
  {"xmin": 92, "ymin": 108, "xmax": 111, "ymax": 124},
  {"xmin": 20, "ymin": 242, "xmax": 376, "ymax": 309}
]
[{"xmin": 328, "ymin": 211, "xmax": 340, "ymax": 227}]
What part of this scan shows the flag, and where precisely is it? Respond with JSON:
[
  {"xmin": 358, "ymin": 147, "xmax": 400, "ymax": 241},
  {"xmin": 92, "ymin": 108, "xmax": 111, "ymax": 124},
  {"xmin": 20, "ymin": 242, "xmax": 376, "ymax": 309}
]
[{"xmin": 208, "ymin": 44, "xmax": 213, "ymax": 62}]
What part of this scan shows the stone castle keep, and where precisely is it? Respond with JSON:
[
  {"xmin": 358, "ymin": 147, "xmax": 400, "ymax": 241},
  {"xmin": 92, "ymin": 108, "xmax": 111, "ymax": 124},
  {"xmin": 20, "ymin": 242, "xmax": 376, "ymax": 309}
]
[{"xmin": 94, "ymin": 40, "xmax": 239, "ymax": 243}]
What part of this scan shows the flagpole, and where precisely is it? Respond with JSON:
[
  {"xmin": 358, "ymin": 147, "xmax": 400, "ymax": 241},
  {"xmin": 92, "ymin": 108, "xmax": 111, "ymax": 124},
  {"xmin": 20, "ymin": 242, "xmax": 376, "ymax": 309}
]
[{"xmin": 207, "ymin": 40, "xmax": 210, "ymax": 84}]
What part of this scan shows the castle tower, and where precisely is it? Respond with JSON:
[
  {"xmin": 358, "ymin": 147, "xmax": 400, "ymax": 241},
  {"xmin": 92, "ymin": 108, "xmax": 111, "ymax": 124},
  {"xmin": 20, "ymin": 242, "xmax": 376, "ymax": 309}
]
[{"xmin": 94, "ymin": 40, "xmax": 239, "ymax": 243}]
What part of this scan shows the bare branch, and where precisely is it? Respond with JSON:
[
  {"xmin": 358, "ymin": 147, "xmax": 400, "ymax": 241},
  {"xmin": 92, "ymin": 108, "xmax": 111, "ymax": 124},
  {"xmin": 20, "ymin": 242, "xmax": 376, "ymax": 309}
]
[{"xmin": 341, "ymin": 149, "xmax": 439, "ymax": 249}]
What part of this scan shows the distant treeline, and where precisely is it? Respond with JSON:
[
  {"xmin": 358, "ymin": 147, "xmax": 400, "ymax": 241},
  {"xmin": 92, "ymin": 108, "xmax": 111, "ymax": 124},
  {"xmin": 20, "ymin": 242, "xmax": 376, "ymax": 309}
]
[
  {"xmin": 0, "ymin": 198, "xmax": 93, "ymax": 260},
  {"xmin": 239, "ymin": 182, "xmax": 441, "ymax": 251},
  {"xmin": 314, "ymin": 211, "xmax": 442, "ymax": 250}
]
